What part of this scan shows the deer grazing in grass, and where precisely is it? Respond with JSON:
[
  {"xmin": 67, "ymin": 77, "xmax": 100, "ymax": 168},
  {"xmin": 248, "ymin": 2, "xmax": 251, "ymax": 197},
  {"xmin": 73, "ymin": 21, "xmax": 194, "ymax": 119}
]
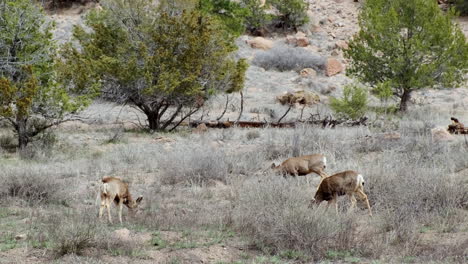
[
  {"xmin": 98, "ymin": 176, "xmax": 143, "ymax": 224},
  {"xmin": 271, "ymin": 154, "xmax": 329, "ymax": 179},
  {"xmin": 312, "ymin": 170, "xmax": 372, "ymax": 216}
]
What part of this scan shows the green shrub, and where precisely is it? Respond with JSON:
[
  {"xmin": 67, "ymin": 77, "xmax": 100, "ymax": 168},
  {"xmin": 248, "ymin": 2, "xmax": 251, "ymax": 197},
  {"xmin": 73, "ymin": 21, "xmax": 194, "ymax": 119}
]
[
  {"xmin": 269, "ymin": 0, "xmax": 309, "ymax": 30},
  {"xmin": 198, "ymin": 0, "xmax": 248, "ymax": 37},
  {"xmin": 330, "ymin": 85, "xmax": 368, "ymax": 120},
  {"xmin": 0, "ymin": 134, "xmax": 16, "ymax": 149},
  {"xmin": 241, "ymin": 0, "xmax": 271, "ymax": 34},
  {"xmin": 453, "ymin": 0, "xmax": 468, "ymax": 15}
]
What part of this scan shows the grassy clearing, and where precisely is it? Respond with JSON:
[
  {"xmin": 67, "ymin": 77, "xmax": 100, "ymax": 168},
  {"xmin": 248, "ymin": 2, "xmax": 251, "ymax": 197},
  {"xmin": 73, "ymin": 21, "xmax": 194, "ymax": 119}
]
[{"xmin": 0, "ymin": 107, "xmax": 466, "ymax": 262}]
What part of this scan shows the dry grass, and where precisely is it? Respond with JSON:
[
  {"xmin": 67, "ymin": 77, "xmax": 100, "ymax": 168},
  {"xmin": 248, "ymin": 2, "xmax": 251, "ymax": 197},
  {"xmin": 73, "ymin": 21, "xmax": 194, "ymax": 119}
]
[
  {"xmin": 252, "ymin": 45, "xmax": 326, "ymax": 72},
  {"xmin": 0, "ymin": 107, "xmax": 467, "ymax": 262}
]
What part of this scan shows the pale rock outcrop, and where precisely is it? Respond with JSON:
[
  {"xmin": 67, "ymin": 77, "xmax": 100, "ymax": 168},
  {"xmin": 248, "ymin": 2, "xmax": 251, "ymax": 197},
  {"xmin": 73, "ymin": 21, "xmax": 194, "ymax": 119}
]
[
  {"xmin": 325, "ymin": 58, "xmax": 344, "ymax": 76},
  {"xmin": 246, "ymin": 37, "xmax": 273, "ymax": 50}
]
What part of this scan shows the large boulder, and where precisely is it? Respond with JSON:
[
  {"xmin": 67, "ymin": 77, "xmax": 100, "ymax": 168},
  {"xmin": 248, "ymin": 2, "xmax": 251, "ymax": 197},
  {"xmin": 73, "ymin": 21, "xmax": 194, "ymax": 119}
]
[
  {"xmin": 300, "ymin": 68, "xmax": 317, "ymax": 78},
  {"xmin": 325, "ymin": 58, "xmax": 344, "ymax": 76},
  {"xmin": 276, "ymin": 90, "xmax": 320, "ymax": 106},
  {"xmin": 247, "ymin": 37, "xmax": 273, "ymax": 50}
]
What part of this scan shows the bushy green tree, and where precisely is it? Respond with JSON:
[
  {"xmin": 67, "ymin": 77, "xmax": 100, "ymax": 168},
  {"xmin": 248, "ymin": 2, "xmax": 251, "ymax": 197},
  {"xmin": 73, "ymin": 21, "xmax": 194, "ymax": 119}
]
[
  {"xmin": 241, "ymin": 0, "xmax": 271, "ymax": 35},
  {"xmin": 0, "ymin": 0, "xmax": 93, "ymax": 151},
  {"xmin": 61, "ymin": 0, "xmax": 247, "ymax": 131},
  {"xmin": 330, "ymin": 85, "xmax": 368, "ymax": 120},
  {"xmin": 345, "ymin": 0, "xmax": 468, "ymax": 111},
  {"xmin": 269, "ymin": 0, "xmax": 309, "ymax": 30}
]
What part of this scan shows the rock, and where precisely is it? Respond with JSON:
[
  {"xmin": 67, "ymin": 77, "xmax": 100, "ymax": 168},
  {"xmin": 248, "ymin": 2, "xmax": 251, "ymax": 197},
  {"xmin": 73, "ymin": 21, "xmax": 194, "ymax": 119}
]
[
  {"xmin": 286, "ymin": 35, "xmax": 297, "ymax": 45},
  {"xmin": 431, "ymin": 127, "xmax": 455, "ymax": 142},
  {"xmin": 193, "ymin": 123, "xmax": 208, "ymax": 134},
  {"xmin": 15, "ymin": 234, "xmax": 27, "ymax": 240},
  {"xmin": 246, "ymin": 37, "xmax": 273, "ymax": 50},
  {"xmin": 300, "ymin": 68, "xmax": 317, "ymax": 78},
  {"xmin": 325, "ymin": 58, "xmax": 344, "ymax": 76},
  {"xmin": 286, "ymin": 32, "xmax": 309, "ymax": 47},
  {"xmin": 276, "ymin": 90, "xmax": 320, "ymax": 106},
  {"xmin": 331, "ymin": 49, "xmax": 340, "ymax": 56},
  {"xmin": 296, "ymin": 36, "xmax": 309, "ymax": 47},
  {"xmin": 311, "ymin": 25, "xmax": 322, "ymax": 32},
  {"xmin": 336, "ymin": 40, "xmax": 349, "ymax": 50},
  {"xmin": 295, "ymin": 31, "xmax": 306, "ymax": 38},
  {"xmin": 304, "ymin": 45, "xmax": 320, "ymax": 53},
  {"xmin": 112, "ymin": 228, "xmax": 131, "ymax": 242}
]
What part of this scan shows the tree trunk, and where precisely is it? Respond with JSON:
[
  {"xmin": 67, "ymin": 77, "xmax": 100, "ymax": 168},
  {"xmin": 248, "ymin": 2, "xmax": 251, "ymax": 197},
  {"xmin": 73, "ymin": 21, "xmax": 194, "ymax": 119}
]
[
  {"xmin": 399, "ymin": 89, "xmax": 411, "ymax": 112},
  {"xmin": 216, "ymin": 94, "xmax": 230, "ymax": 121},
  {"xmin": 16, "ymin": 118, "xmax": 29, "ymax": 151},
  {"xmin": 236, "ymin": 92, "xmax": 244, "ymax": 123},
  {"xmin": 147, "ymin": 112, "xmax": 160, "ymax": 131}
]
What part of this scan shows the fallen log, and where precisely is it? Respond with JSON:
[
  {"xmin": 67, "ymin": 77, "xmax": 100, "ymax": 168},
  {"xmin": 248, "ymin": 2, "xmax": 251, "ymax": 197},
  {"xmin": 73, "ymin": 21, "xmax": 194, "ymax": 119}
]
[{"xmin": 188, "ymin": 117, "xmax": 368, "ymax": 129}]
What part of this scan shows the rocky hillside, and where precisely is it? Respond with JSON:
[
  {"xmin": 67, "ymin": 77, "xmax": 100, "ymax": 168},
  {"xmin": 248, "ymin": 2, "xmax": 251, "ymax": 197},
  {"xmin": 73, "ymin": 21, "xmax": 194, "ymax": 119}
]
[{"xmin": 50, "ymin": 0, "xmax": 468, "ymax": 123}]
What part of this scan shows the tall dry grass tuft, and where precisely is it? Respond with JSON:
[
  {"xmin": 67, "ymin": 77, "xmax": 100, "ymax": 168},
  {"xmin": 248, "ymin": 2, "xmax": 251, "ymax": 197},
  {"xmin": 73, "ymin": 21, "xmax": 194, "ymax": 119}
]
[
  {"xmin": 233, "ymin": 175, "xmax": 359, "ymax": 259},
  {"xmin": 0, "ymin": 166, "xmax": 60, "ymax": 205}
]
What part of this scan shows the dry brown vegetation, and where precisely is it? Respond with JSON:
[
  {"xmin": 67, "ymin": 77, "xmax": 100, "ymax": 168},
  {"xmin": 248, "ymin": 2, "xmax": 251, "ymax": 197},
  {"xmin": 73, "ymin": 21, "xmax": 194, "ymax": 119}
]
[{"xmin": 0, "ymin": 107, "xmax": 467, "ymax": 263}]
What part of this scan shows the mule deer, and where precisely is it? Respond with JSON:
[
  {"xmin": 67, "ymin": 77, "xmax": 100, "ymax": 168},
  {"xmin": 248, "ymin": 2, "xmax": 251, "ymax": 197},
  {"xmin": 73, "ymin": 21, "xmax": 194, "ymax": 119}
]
[
  {"xmin": 312, "ymin": 170, "xmax": 372, "ymax": 216},
  {"xmin": 98, "ymin": 176, "xmax": 143, "ymax": 224},
  {"xmin": 271, "ymin": 154, "xmax": 328, "ymax": 179}
]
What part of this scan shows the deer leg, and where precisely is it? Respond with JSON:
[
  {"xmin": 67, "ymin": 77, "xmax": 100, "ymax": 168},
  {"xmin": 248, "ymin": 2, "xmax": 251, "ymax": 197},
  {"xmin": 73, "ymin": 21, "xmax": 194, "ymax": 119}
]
[
  {"xmin": 326, "ymin": 197, "xmax": 338, "ymax": 214},
  {"xmin": 118, "ymin": 200, "xmax": 124, "ymax": 224},
  {"xmin": 99, "ymin": 197, "xmax": 106, "ymax": 220},
  {"xmin": 356, "ymin": 189, "xmax": 372, "ymax": 216},
  {"xmin": 348, "ymin": 194, "xmax": 357, "ymax": 213},
  {"xmin": 318, "ymin": 170, "xmax": 329, "ymax": 179},
  {"xmin": 334, "ymin": 199, "xmax": 339, "ymax": 214},
  {"xmin": 106, "ymin": 199, "xmax": 113, "ymax": 224}
]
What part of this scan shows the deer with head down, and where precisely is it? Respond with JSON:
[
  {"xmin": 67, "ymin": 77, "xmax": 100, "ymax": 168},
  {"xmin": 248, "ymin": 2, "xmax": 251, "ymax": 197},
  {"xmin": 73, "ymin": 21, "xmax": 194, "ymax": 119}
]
[
  {"xmin": 312, "ymin": 170, "xmax": 372, "ymax": 216},
  {"xmin": 98, "ymin": 176, "xmax": 143, "ymax": 224},
  {"xmin": 271, "ymin": 154, "xmax": 328, "ymax": 179}
]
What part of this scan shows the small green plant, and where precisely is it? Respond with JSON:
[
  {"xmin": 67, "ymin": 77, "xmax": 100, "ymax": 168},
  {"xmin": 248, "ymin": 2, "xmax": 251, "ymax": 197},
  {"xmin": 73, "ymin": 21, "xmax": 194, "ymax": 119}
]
[
  {"xmin": 151, "ymin": 232, "xmax": 167, "ymax": 249},
  {"xmin": 269, "ymin": 0, "xmax": 309, "ymax": 30},
  {"xmin": 330, "ymin": 84, "xmax": 368, "ymax": 120},
  {"xmin": 0, "ymin": 233, "xmax": 17, "ymax": 251},
  {"xmin": 279, "ymin": 249, "xmax": 308, "ymax": 260}
]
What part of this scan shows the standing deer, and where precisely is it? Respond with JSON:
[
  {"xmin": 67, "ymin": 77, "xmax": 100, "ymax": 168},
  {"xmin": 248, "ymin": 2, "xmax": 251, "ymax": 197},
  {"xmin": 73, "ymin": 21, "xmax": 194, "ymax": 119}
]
[
  {"xmin": 98, "ymin": 176, "xmax": 143, "ymax": 224},
  {"xmin": 312, "ymin": 170, "xmax": 372, "ymax": 216},
  {"xmin": 271, "ymin": 154, "xmax": 329, "ymax": 179}
]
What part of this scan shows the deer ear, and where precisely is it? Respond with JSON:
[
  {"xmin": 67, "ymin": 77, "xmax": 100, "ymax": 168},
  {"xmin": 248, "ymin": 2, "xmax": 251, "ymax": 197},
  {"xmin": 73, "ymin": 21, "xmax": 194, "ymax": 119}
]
[
  {"xmin": 271, "ymin": 163, "xmax": 276, "ymax": 169},
  {"xmin": 136, "ymin": 196, "xmax": 143, "ymax": 203}
]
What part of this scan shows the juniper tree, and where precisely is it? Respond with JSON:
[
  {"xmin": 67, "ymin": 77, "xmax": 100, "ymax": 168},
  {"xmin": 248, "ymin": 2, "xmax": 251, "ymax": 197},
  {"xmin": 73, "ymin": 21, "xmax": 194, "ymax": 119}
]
[
  {"xmin": 345, "ymin": 0, "xmax": 468, "ymax": 111},
  {"xmin": 62, "ymin": 0, "xmax": 247, "ymax": 131},
  {"xmin": 0, "ymin": 0, "xmax": 94, "ymax": 151}
]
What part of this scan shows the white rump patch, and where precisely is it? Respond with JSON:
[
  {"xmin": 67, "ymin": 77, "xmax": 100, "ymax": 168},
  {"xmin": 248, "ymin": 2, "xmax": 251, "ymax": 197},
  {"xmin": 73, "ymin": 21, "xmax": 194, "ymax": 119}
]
[
  {"xmin": 357, "ymin": 174, "xmax": 364, "ymax": 186},
  {"xmin": 100, "ymin": 183, "xmax": 110, "ymax": 195}
]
